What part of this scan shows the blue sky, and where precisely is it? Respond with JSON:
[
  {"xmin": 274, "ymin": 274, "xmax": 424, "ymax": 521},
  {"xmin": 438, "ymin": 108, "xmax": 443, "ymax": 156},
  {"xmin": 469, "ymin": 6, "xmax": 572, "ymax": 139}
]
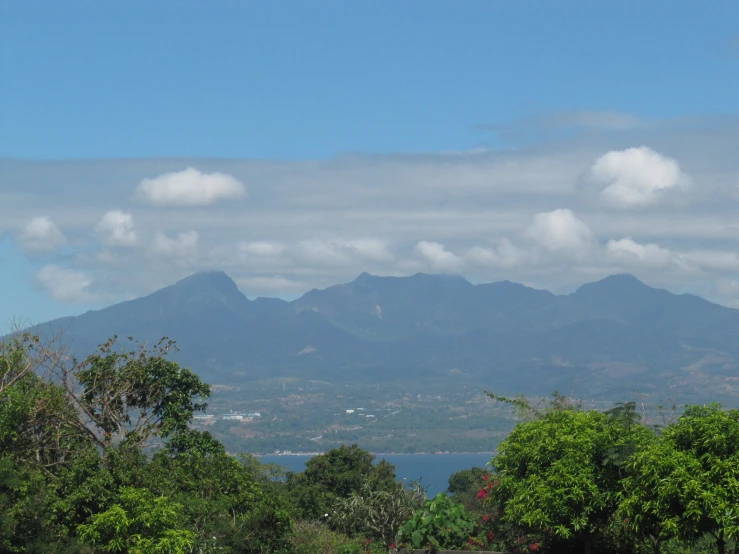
[
  {"xmin": 2, "ymin": 1, "xmax": 737, "ymax": 159},
  {"xmin": 1, "ymin": 1, "xmax": 739, "ymax": 332}
]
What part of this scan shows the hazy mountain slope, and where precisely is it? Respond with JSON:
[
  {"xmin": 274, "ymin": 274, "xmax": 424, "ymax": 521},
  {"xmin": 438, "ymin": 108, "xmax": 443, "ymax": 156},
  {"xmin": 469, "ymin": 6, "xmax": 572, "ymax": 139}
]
[{"xmin": 22, "ymin": 271, "xmax": 739, "ymax": 400}]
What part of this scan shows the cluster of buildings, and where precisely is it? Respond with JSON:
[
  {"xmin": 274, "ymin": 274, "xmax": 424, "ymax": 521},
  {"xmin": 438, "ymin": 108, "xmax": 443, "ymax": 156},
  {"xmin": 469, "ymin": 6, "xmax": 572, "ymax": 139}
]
[
  {"xmin": 344, "ymin": 408, "xmax": 375, "ymax": 418},
  {"xmin": 193, "ymin": 411, "xmax": 261, "ymax": 422}
]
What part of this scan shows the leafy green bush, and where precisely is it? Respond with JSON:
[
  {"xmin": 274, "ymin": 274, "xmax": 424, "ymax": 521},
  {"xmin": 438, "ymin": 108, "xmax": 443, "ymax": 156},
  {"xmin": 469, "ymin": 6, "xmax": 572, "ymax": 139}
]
[
  {"xmin": 290, "ymin": 520, "xmax": 369, "ymax": 554},
  {"xmin": 331, "ymin": 479, "xmax": 426, "ymax": 549},
  {"xmin": 398, "ymin": 493, "xmax": 478, "ymax": 550},
  {"xmin": 77, "ymin": 487, "xmax": 195, "ymax": 553}
]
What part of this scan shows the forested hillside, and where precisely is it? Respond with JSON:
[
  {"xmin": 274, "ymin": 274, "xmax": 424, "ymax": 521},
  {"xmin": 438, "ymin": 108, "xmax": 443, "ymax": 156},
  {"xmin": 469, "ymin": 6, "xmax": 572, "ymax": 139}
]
[{"xmin": 26, "ymin": 271, "xmax": 739, "ymax": 403}]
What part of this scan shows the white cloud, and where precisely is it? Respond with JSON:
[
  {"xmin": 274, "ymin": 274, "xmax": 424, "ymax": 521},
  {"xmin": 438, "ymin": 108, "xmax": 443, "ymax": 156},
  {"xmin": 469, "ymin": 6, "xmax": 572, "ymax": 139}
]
[
  {"xmin": 96, "ymin": 210, "xmax": 138, "ymax": 246},
  {"xmin": 414, "ymin": 241, "xmax": 464, "ymax": 272},
  {"xmin": 151, "ymin": 231, "xmax": 200, "ymax": 258},
  {"xmin": 291, "ymin": 238, "xmax": 393, "ymax": 267},
  {"xmin": 238, "ymin": 241, "xmax": 286, "ymax": 257},
  {"xmin": 605, "ymin": 238, "xmax": 672, "ymax": 268},
  {"xmin": 525, "ymin": 209, "xmax": 595, "ymax": 260},
  {"xmin": 236, "ymin": 276, "xmax": 309, "ymax": 295},
  {"xmin": 567, "ymin": 110, "xmax": 642, "ymax": 130},
  {"xmin": 713, "ymin": 279, "xmax": 739, "ymax": 298},
  {"xmin": 339, "ymin": 239, "xmax": 393, "ymax": 262},
  {"xmin": 18, "ymin": 216, "xmax": 66, "ymax": 252},
  {"xmin": 36, "ymin": 265, "xmax": 96, "ymax": 303},
  {"xmin": 292, "ymin": 239, "xmax": 353, "ymax": 267},
  {"xmin": 3, "ymin": 115, "xmax": 739, "ymax": 307},
  {"xmin": 681, "ymin": 250, "xmax": 739, "ymax": 272},
  {"xmin": 589, "ymin": 146, "xmax": 690, "ymax": 209},
  {"xmin": 135, "ymin": 167, "xmax": 246, "ymax": 206},
  {"xmin": 465, "ymin": 239, "xmax": 531, "ymax": 270}
]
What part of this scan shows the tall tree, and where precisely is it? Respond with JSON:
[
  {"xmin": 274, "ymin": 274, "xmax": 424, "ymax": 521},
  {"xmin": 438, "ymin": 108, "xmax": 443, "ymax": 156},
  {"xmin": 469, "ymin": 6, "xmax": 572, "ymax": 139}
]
[
  {"xmin": 287, "ymin": 444, "xmax": 397, "ymax": 521},
  {"xmin": 489, "ymin": 402, "xmax": 653, "ymax": 554},
  {"xmin": 58, "ymin": 336, "xmax": 210, "ymax": 459},
  {"xmin": 620, "ymin": 404, "xmax": 739, "ymax": 554}
]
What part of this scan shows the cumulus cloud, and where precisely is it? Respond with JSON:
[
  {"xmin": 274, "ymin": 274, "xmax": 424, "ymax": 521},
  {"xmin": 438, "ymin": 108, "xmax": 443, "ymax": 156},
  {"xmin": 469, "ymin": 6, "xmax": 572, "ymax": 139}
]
[
  {"xmin": 18, "ymin": 216, "xmax": 66, "ymax": 252},
  {"xmin": 135, "ymin": 167, "xmax": 246, "ymax": 206},
  {"xmin": 588, "ymin": 147, "xmax": 690, "ymax": 209},
  {"xmin": 681, "ymin": 250, "xmax": 739, "ymax": 272},
  {"xmin": 151, "ymin": 231, "xmax": 200, "ymax": 258},
  {"xmin": 97, "ymin": 210, "xmax": 138, "ymax": 246},
  {"xmin": 4, "ymin": 115, "xmax": 739, "ymax": 307},
  {"xmin": 525, "ymin": 209, "xmax": 595, "ymax": 260},
  {"xmin": 465, "ymin": 239, "xmax": 531, "ymax": 270},
  {"xmin": 36, "ymin": 265, "xmax": 96, "ymax": 303},
  {"xmin": 414, "ymin": 241, "xmax": 464, "ymax": 272},
  {"xmin": 238, "ymin": 241, "xmax": 286, "ymax": 257},
  {"xmin": 605, "ymin": 238, "xmax": 672, "ymax": 268},
  {"xmin": 237, "ymin": 276, "xmax": 309, "ymax": 295},
  {"xmin": 291, "ymin": 238, "xmax": 393, "ymax": 267},
  {"xmin": 292, "ymin": 239, "xmax": 353, "ymax": 267},
  {"xmin": 713, "ymin": 279, "xmax": 739, "ymax": 298},
  {"xmin": 340, "ymin": 239, "xmax": 393, "ymax": 262}
]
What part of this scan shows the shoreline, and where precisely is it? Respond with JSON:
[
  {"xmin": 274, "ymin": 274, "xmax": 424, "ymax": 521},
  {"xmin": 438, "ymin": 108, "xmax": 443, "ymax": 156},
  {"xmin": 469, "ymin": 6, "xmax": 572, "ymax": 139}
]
[{"xmin": 257, "ymin": 451, "xmax": 495, "ymax": 457}]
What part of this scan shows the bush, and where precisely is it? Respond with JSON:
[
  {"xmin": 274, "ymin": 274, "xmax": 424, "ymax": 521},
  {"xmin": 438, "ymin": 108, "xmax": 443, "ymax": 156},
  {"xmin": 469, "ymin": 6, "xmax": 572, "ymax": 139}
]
[
  {"xmin": 290, "ymin": 520, "xmax": 372, "ymax": 554},
  {"xmin": 398, "ymin": 493, "xmax": 478, "ymax": 551}
]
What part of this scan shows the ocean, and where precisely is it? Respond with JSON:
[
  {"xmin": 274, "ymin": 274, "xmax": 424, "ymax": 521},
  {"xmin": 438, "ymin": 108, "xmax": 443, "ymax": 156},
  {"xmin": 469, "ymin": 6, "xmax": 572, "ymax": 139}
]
[{"xmin": 259, "ymin": 452, "xmax": 493, "ymax": 497}]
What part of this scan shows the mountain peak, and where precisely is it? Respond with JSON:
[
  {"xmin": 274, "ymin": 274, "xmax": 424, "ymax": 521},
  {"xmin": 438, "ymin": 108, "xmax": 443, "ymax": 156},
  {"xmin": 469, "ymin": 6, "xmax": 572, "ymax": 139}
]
[
  {"xmin": 597, "ymin": 273, "xmax": 646, "ymax": 286},
  {"xmin": 352, "ymin": 272, "xmax": 378, "ymax": 284},
  {"xmin": 175, "ymin": 270, "xmax": 239, "ymax": 294},
  {"xmin": 574, "ymin": 274, "xmax": 651, "ymax": 296}
]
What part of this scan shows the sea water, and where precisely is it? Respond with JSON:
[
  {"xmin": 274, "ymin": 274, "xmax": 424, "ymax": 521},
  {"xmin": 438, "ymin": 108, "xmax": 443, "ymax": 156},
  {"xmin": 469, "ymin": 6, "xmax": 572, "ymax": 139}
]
[{"xmin": 260, "ymin": 452, "xmax": 493, "ymax": 497}]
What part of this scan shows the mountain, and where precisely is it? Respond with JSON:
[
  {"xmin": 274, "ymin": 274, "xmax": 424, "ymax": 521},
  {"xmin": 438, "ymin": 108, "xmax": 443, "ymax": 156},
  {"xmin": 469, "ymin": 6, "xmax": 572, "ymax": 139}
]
[{"xmin": 22, "ymin": 271, "xmax": 739, "ymax": 401}]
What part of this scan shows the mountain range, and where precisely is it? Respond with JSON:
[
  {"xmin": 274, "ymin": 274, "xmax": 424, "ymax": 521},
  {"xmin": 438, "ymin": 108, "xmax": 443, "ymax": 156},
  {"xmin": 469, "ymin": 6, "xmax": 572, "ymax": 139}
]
[{"xmin": 24, "ymin": 271, "xmax": 739, "ymax": 401}]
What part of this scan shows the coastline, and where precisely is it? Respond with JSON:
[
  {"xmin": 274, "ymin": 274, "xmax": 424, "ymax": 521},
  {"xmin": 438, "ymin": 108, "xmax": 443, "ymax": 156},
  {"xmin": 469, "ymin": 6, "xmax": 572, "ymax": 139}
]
[{"xmin": 257, "ymin": 451, "xmax": 495, "ymax": 457}]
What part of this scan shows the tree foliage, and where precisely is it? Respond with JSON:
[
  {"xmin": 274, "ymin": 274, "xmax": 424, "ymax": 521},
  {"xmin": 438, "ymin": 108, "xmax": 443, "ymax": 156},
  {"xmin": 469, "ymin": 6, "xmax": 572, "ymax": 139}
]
[
  {"xmin": 287, "ymin": 444, "xmax": 398, "ymax": 522},
  {"xmin": 77, "ymin": 487, "xmax": 195, "ymax": 554},
  {"xmin": 398, "ymin": 493, "xmax": 479, "ymax": 550},
  {"xmin": 621, "ymin": 404, "xmax": 739, "ymax": 554},
  {"xmin": 0, "ymin": 334, "xmax": 292, "ymax": 554}
]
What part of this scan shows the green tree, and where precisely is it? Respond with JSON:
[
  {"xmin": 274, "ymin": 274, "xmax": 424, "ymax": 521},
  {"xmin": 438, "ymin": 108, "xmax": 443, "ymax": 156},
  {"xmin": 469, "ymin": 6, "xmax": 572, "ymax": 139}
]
[
  {"xmin": 620, "ymin": 404, "xmax": 739, "ymax": 554},
  {"xmin": 447, "ymin": 467, "xmax": 491, "ymax": 514},
  {"xmin": 287, "ymin": 444, "xmax": 397, "ymax": 521},
  {"xmin": 489, "ymin": 403, "xmax": 653, "ymax": 554},
  {"xmin": 332, "ymin": 479, "xmax": 426, "ymax": 549},
  {"xmin": 64, "ymin": 337, "xmax": 210, "ymax": 459},
  {"xmin": 398, "ymin": 493, "xmax": 478, "ymax": 550},
  {"xmin": 77, "ymin": 487, "xmax": 195, "ymax": 554},
  {"xmin": 0, "ymin": 332, "xmax": 296, "ymax": 553},
  {"xmin": 145, "ymin": 431, "xmax": 293, "ymax": 554}
]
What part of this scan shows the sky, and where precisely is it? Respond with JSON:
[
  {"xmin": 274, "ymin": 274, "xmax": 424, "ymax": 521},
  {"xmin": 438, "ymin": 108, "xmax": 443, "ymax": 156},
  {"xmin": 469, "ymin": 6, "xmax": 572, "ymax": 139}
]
[{"xmin": 1, "ymin": 1, "xmax": 739, "ymax": 332}]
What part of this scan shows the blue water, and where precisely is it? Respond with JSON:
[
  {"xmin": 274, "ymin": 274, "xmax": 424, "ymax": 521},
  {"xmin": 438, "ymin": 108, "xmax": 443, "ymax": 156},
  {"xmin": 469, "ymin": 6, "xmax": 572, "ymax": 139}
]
[{"xmin": 260, "ymin": 453, "xmax": 493, "ymax": 497}]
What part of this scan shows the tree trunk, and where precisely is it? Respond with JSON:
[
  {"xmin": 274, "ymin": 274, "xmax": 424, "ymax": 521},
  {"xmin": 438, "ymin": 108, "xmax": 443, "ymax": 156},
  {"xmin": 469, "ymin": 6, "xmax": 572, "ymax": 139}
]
[
  {"xmin": 717, "ymin": 534, "xmax": 725, "ymax": 554},
  {"xmin": 650, "ymin": 535, "xmax": 661, "ymax": 554}
]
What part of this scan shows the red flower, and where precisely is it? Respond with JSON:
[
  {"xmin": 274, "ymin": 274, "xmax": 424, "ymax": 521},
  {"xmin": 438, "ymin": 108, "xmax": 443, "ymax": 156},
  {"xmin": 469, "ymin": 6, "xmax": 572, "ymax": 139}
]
[
  {"xmin": 477, "ymin": 488, "xmax": 489, "ymax": 499},
  {"xmin": 488, "ymin": 531, "xmax": 495, "ymax": 541},
  {"xmin": 483, "ymin": 474, "xmax": 489, "ymax": 481},
  {"xmin": 482, "ymin": 514, "xmax": 490, "ymax": 522},
  {"xmin": 530, "ymin": 544, "xmax": 540, "ymax": 551}
]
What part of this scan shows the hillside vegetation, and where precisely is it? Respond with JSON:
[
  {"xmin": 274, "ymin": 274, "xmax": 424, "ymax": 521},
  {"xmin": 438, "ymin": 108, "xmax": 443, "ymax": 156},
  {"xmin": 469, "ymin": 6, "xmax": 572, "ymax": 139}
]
[
  {"xmin": 2, "ymin": 331, "xmax": 739, "ymax": 553},
  {"xmin": 26, "ymin": 271, "xmax": 739, "ymax": 402}
]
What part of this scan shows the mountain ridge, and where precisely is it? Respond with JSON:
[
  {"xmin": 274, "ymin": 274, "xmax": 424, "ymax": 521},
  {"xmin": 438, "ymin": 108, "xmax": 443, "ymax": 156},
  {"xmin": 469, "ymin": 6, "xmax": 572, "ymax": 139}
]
[{"xmin": 18, "ymin": 271, "xmax": 739, "ymax": 401}]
